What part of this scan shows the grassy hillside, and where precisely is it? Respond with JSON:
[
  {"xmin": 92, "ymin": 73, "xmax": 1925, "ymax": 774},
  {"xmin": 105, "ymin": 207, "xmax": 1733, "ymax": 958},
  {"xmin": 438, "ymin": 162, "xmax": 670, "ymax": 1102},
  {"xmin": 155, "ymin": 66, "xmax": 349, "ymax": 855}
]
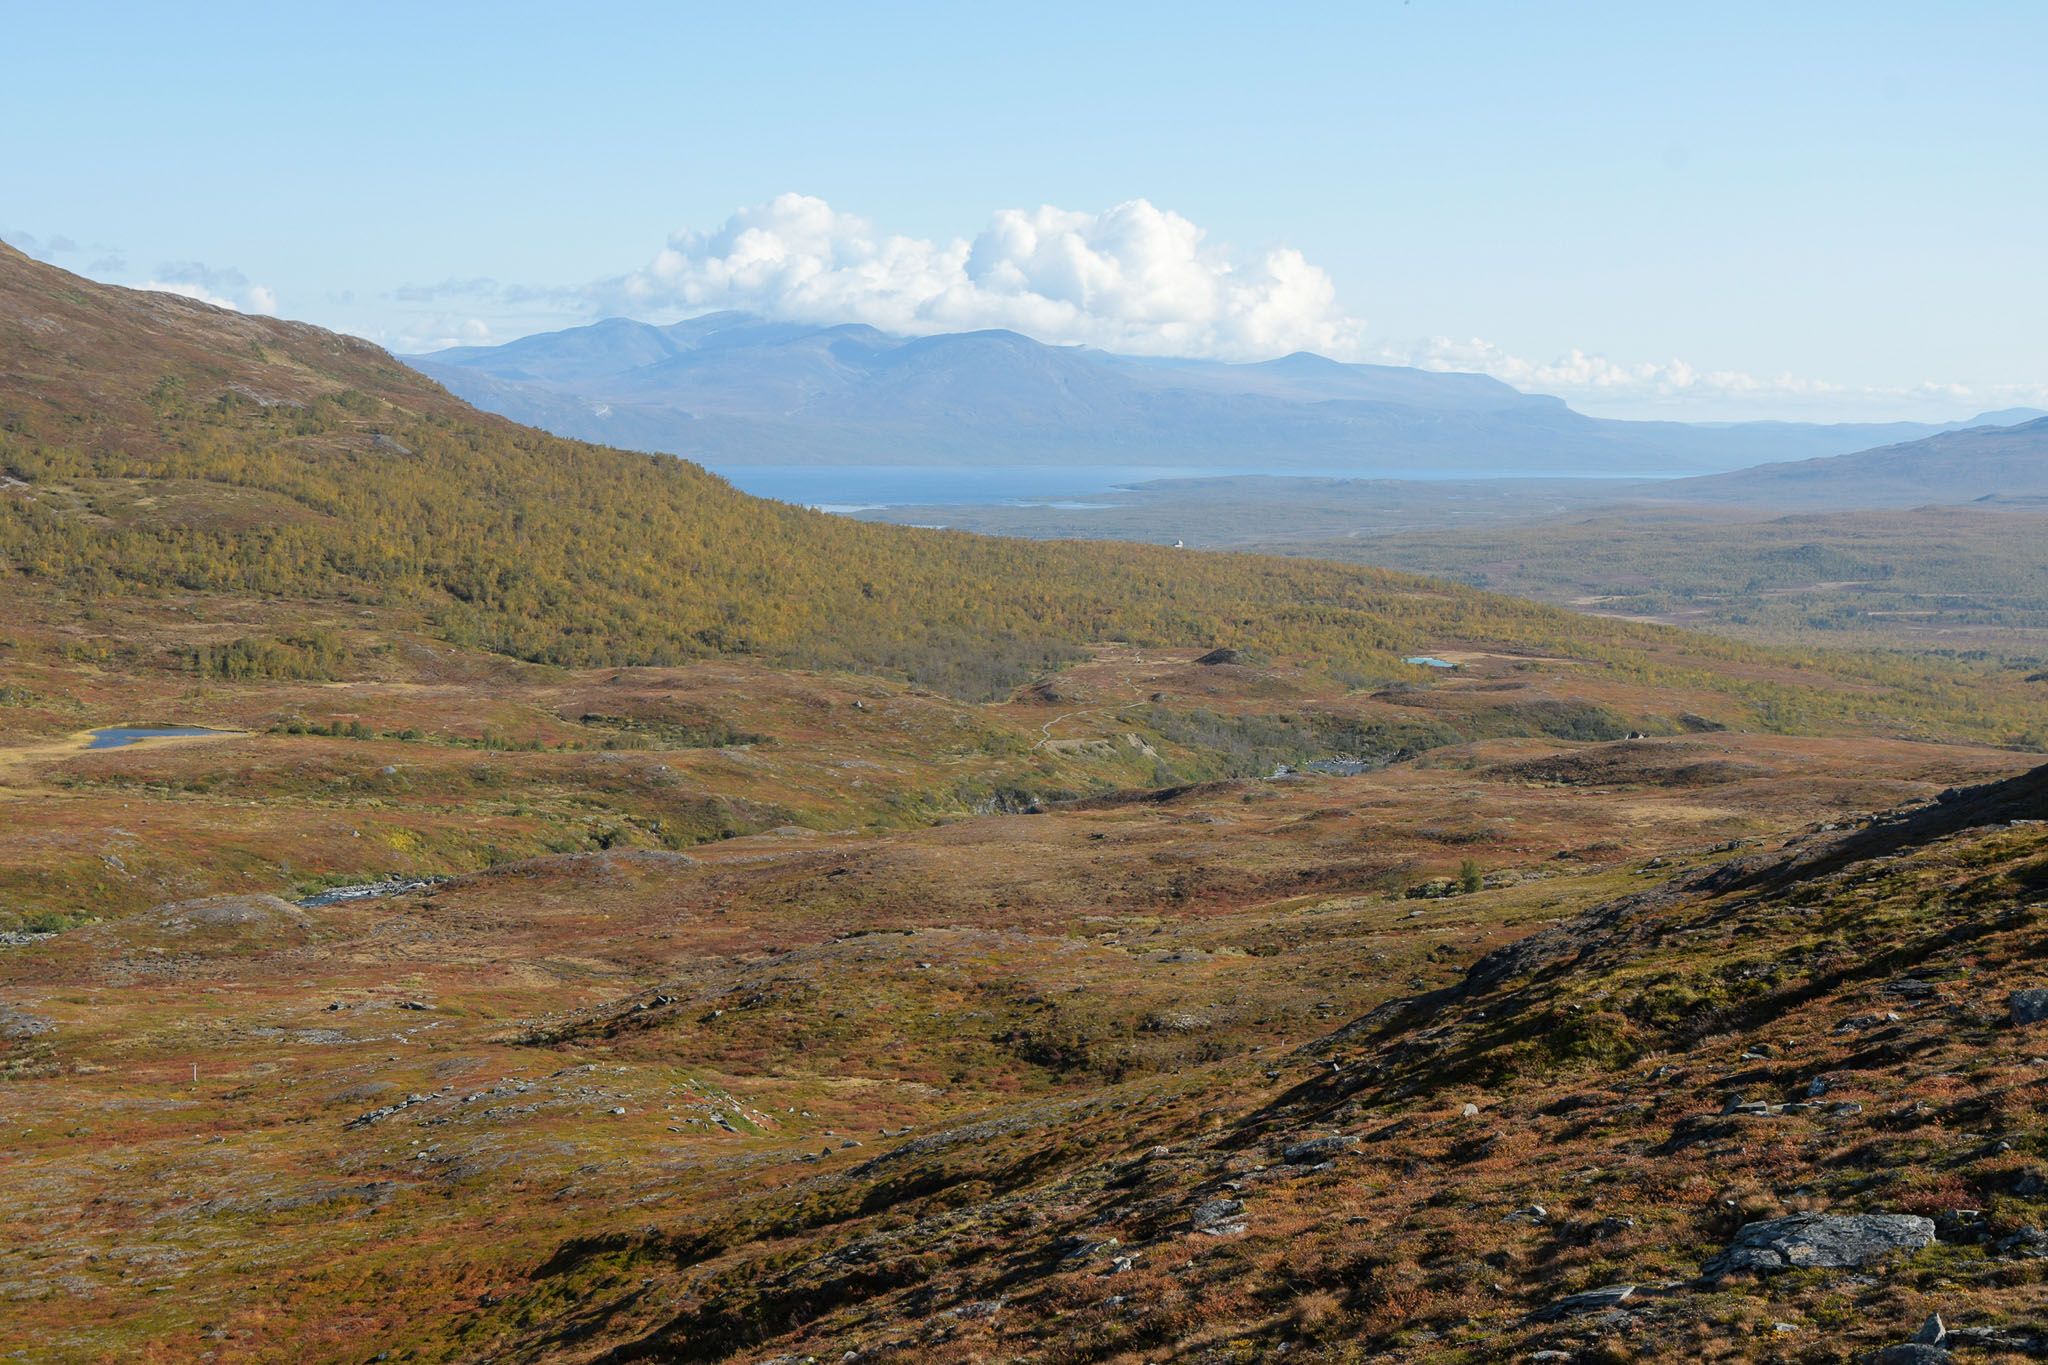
[
  {"xmin": 0, "ymin": 242, "xmax": 1561, "ymax": 697},
  {"xmin": 851, "ymin": 479, "xmax": 2048, "ymax": 664},
  {"xmin": 1266, "ymin": 504, "xmax": 2048, "ymax": 659},
  {"xmin": 3, "ymin": 243, "xmax": 2044, "ymax": 750}
]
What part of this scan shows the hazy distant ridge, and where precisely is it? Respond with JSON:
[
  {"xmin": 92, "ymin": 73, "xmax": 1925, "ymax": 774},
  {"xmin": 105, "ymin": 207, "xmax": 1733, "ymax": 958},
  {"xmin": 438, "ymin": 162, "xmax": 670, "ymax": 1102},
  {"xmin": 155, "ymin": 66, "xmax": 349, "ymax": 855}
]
[
  {"xmin": 1660, "ymin": 414, "xmax": 2048, "ymax": 507},
  {"xmin": 412, "ymin": 315, "xmax": 2039, "ymax": 476}
]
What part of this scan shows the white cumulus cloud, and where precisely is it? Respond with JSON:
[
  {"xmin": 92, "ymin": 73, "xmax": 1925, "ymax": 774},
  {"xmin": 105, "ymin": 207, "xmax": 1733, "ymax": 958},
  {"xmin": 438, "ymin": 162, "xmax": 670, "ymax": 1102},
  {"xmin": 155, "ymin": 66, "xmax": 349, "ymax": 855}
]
[
  {"xmin": 140, "ymin": 279, "xmax": 243, "ymax": 310},
  {"xmin": 1370, "ymin": 336, "xmax": 2048, "ymax": 421},
  {"xmin": 139, "ymin": 267, "xmax": 280, "ymax": 316},
  {"xmin": 607, "ymin": 194, "xmax": 1363, "ymax": 361},
  {"xmin": 391, "ymin": 315, "xmax": 495, "ymax": 353}
]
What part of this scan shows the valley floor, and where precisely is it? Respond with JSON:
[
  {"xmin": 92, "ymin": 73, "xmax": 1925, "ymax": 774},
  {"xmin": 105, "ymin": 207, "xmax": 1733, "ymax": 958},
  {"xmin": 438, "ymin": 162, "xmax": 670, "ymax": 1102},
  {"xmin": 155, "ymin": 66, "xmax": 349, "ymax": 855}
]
[{"xmin": 6, "ymin": 628, "xmax": 2048, "ymax": 1362}]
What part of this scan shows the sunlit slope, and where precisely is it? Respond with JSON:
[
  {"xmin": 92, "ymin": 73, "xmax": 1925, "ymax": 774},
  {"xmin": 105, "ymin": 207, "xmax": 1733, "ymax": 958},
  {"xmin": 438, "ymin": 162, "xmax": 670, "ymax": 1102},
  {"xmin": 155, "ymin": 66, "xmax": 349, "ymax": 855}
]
[
  {"xmin": 0, "ymin": 241, "xmax": 2037, "ymax": 741},
  {"xmin": 0, "ymin": 243, "xmax": 1584, "ymax": 689}
]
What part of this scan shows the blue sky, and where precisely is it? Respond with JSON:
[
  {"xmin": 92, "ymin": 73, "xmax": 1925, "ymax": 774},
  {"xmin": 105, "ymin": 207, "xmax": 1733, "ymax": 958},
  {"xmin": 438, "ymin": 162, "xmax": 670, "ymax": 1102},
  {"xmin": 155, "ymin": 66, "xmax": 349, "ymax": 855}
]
[{"xmin": 4, "ymin": 1, "xmax": 2043, "ymax": 420}]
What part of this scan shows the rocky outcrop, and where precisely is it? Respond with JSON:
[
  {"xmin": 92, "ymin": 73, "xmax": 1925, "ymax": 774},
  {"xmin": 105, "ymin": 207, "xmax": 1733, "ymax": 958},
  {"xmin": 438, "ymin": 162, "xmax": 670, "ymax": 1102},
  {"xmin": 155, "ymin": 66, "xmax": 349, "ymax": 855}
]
[{"xmin": 1706, "ymin": 1213, "xmax": 1936, "ymax": 1275}]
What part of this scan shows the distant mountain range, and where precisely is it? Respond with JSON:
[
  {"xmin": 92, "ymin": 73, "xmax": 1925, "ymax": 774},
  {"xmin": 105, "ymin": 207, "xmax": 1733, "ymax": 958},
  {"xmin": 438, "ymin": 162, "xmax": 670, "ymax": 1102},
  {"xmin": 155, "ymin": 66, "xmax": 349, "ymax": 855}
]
[
  {"xmin": 1661, "ymin": 414, "xmax": 2048, "ymax": 507},
  {"xmin": 409, "ymin": 315, "xmax": 2042, "ymax": 477}
]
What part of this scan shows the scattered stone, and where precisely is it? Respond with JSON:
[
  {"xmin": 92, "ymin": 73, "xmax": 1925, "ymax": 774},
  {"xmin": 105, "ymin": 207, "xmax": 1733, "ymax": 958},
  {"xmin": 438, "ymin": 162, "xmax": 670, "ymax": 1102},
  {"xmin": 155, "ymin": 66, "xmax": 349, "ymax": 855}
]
[
  {"xmin": 1705, "ymin": 1212, "xmax": 1936, "ymax": 1274},
  {"xmin": 344, "ymin": 1091, "xmax": 443, "ymax": 1130},
  {"xmin": 1190, "ymin": 1198, "xmax": 1246, "ymax": 1236},
  {"xmin": 2011, "ymin": 990, "xmax": 2048, "ymax": 1026},
  {"xmin": 1836, "ymin": 1012, "xmax": 1903, "ymax": 1033},
  {"xmin": 0, "ymin": 1005, "xmax": 56, "ymax": 1040},
  {"xmin": 1461, "ymin": 1102, "xmax": 1481, "ymax": 1118},
  {"xmin": 1912, "ymin": 1314, "xmax": 1947, "ymax": 1346}
]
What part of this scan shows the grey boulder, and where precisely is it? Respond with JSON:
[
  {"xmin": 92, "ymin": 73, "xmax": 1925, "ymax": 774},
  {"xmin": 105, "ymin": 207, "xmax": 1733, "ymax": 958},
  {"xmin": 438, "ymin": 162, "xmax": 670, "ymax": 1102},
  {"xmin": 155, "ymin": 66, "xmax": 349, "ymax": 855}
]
[
  {"xmin": 1705, "ymin": 1212, "xmax": 1936, "ymax": 1275},
  {"xmin": 1190, "ymin": 1198, "xmax": 1246, "ymax": 1236},
  {"xmin": 1529, "ymin": 1284, "xmax": 1637, "ymax": 1322},
  {"xmin": 1280, "ymin": 1134, "xmax": 1359, "ymax": 1164}
]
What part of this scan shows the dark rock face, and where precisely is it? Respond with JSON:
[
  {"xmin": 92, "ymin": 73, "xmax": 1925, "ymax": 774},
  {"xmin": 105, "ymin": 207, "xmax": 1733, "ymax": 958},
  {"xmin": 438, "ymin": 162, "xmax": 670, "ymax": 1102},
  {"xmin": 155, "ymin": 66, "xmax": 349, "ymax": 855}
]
[
  {"xmin": 2011, "ymin": 990, "xmax": 2048, "ymax": 1025},
  {"xmin": 1705, "ymin": 1212, "xmax": 1936, "ymax": 1275}
]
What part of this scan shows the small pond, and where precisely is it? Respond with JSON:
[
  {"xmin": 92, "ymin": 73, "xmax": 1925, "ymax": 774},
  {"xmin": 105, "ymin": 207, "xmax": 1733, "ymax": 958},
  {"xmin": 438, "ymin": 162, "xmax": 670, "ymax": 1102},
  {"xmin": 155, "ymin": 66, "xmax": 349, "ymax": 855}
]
[{"xmin": 87, "ymin": 726, "xmax": 243, "ymax": 750}]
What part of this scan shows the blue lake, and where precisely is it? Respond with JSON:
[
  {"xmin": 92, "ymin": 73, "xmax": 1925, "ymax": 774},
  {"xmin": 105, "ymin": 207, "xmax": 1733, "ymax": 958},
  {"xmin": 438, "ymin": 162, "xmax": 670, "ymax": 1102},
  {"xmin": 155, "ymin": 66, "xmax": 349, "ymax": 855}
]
[
  {"xmin": 88, "ymin": 726, "xmax": 242, "ymax": 750},
  {"xmin": 708, "ymin": 463, "xmax": 1666, "ymax": 511},
  {"xmin": 708, "ymin": 464, "xmax": 1219, "ymax": 509}
]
